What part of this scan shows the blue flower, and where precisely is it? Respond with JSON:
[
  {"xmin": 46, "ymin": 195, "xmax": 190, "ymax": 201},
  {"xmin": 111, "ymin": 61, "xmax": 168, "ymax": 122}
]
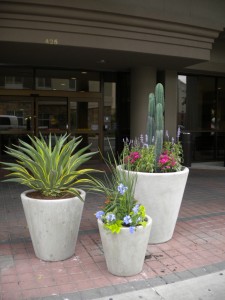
[
  {"xmin": 117, "ymin": 183, "xmax": 128, "ymax": 195},
  {"xmin": 129, "ymin": 226, "xmax": 136, "ymax": 234},
  {"xmin": 123, "ymin": 215, "xmax": 132, "ymax": 225},
  {"xmin": 106, "ymin": 213, "xmax": 116, "ymax": 222},
  {"xmin": 132, "ymin": 204, "xmax": 140, "ymax": 214},
  {"xmin": 95, "ymin": 211, "xmax": 105, "ymax": 219}
]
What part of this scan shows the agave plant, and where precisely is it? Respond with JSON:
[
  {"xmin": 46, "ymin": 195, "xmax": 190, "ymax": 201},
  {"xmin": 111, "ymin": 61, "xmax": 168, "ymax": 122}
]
[{"xmin": 2, "ymin": 134, "xmax": 97, "ymax": 199}]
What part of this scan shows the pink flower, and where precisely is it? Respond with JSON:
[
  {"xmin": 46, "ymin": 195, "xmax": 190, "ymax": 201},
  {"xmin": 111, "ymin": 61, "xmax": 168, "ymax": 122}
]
[{"xmin": 129, "ymin": 151, "xmax": 141, "ymax": 164}]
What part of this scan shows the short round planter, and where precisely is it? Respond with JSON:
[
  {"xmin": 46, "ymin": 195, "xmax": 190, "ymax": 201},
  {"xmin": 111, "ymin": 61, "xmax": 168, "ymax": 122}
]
[
  {"xmin": 117, "ymin": 166, "xmax": 189, "ymax": 244},
  {"xmin": 98, "ymin": 215, "xmax": 152, "ymax": 276},
  {"xmin": 21, "ymin": 189, "xmax": 85, "ymax": 261}
]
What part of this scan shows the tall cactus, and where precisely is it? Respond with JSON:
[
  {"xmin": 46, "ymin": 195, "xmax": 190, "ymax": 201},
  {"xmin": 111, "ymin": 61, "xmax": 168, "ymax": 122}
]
[
  {"xmin": 146, "ymin": 93, "xmax": 155, "ymax": 145},
  {"xmin": 146, "ymin": 83, "xmax": 165, "ymax": 163}
]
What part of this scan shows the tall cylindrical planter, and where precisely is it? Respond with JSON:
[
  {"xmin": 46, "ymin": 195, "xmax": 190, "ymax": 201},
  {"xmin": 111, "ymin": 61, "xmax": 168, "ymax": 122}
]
[
  {"xmin": 118, "ymin": 166, "xmax": 189, "ymax": 244},
  {"xmin": 98, "ymin": 215, "xmax": 152, "ymax": 276},
  {"xmin": 21, "ymin": 189, "xmax": 85, "ymax": 261}
]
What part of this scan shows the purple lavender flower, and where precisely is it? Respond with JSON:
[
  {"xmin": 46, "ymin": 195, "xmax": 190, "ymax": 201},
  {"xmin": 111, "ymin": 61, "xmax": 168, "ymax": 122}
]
[
  {"xmin": 165, "ymin": 130, "xmax": 169, "ymax": 140},
  {"xmin": 177, "ymin": 127, "xmax": 181, "ymax": 139},
  {"xmin": 145, "ymin": 134, "xmax": 148, "ymax": 144}
]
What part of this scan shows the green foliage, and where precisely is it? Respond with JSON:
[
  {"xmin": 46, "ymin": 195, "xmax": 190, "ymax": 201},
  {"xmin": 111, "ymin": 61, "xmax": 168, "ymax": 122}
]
[
  {"xmin": 2, "ymin": 134, "xmax": 98, "ymax": 198},
  {"xmin": 122, "ymin": 139, "xmax": 155, "ymax": 173},
  {"xmin": 161, "ymin": 140, "xmax": 183, "ymax": 171},
  {"xmin": 146, "ymin": 93, "xmax": 155, "ymax": 145},
  {"xmin": 154, "ymin": 84, "xmax": 164, "ymax": 162},
  {"xmin": 122, "ymin": 82, "xmax": 183, "ymax": 174},
  {"xmin": 91, "ymin": 144, "xmax": 148, "ymax": 234},
  {"xmin": 146, "ymin": 83, "xmax": 165, "ymax": 165}
]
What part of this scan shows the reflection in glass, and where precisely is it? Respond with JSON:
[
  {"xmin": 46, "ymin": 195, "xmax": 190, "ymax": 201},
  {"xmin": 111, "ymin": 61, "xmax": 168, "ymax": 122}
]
[
  {"xmin": 36, "ymin": 70, "xmax": 100, "ymax": 92},
  {"xmin": 70, "ymin": 101, "xmax": 99, "ymax": 131},
  {"xmin": 0, "ymin": 67, "xmax": 33, "ymax": 89},
  {"xmin": 103, "ymin": 82, "xmax": 116, "ymax": 156},
  {"xmin": 70, "ymin": 101, "xmax": 99, "ymax": 152},
  {"xmin": 177, "ymin": 75, "xmax": 225, "ymax": 161},
  {"xmin": 0, "ymin": 96, "xmax": 34, "ymax": 155},
  {"xmin": 0, "ymin": 97, "xmax": 33, "ymax": 131},
  {"xmin": 38, "ymin": 98, "xmax": 67, "ymax": 134}
]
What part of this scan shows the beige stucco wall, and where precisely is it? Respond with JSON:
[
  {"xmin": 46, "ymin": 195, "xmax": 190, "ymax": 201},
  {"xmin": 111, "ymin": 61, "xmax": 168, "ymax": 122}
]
[{"xmin": 0, "ymin": 0, "xmax": 223, "ymax": 63}]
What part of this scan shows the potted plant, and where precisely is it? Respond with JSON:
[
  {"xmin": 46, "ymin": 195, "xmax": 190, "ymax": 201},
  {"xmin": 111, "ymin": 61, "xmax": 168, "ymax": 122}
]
[
  {"xmin": 90, "ymin": 152, "xmax": 152, "ymax": 277},
  {"xmin": 119, "ymin": 83, "xmax": 189, "ymax": 244},
  {"xmin": 2, "ymin": 134, "xmax": 97, "ymax": 261}
]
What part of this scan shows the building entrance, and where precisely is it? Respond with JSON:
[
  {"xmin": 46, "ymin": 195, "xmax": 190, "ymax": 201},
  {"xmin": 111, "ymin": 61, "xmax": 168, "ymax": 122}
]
[{"xmin": 0, "ymin": 91, "xmax": 102, "ymax": 159}]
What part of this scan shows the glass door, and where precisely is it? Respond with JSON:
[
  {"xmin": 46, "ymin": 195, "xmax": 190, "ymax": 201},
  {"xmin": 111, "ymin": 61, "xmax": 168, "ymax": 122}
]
[
  {"xmin": 36, "ymin": 97, "xmax": 68, "ymax": 138},
  {"xmin": 69, "ymin": 97, "xmax": 102, "ymax": 155},
  {"xmin": 0, "ymin": 96, "xmax": 34, "ymax": 157}
]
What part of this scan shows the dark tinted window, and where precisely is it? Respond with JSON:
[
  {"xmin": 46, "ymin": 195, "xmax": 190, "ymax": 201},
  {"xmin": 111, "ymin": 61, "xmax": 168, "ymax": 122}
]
[{"xmin": 0, "ymin": 117, "xmax": 10, "ymax": 125}]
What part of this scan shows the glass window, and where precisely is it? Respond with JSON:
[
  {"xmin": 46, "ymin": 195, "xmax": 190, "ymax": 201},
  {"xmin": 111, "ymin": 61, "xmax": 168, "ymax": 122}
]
[
  {"xmin": 177, "ymin": 74, "xmax": 225, "ymax": 161},
  {"xmin": 70, "ymin": 101, "xmax": 99, "ymax": 131},
  {"xmin": 0, "ymin": 96, "xmax": 34, "ymax": 156},
  {"xmin": 217, "ymin": 78, "xmax": 225, "ymax": 131},
  {"xmin": 0, "ymin": 96, "xmax": 33, "ymax": 131},
  {"xmin": 37, "ymin": 97, "xmax": 67, "ymax": 135},
  {"xmin": 0, "ymin": 67, "xmax": 33, "ymax": 89},
  {"xmin": 103, "ymin": 82, "xmax": 116, "ymax": 155},
  {"xmin": 70, "ymin": 100, "xmax": 99, "ymax": 153},
  {"xmin": 36, "ymin": 70, "xmax": 100, "ymax": 92}
]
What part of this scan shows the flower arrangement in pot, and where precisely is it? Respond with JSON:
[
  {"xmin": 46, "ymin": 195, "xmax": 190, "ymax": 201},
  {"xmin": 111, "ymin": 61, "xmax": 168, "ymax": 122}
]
[
  {"xmin": 119, "ymin": 83, "xmax": 189, "ymax": 244},
  {"xmin": 2, "ymin": 134, "xmax": 97, "ymax": 261},
  {"xmin": 90, "ymin": 152, "xmax": 152, "ymax": 276}
]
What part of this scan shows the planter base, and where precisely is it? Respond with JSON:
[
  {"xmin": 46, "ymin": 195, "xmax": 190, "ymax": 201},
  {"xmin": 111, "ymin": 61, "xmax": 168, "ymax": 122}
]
[
  {"xmin": 21, "ymin": 189, "xmax": 85, "ymax": 261},
  {"xmin": 98, "ymin": 216, "xmax": 152, "ymax": 276},
  {"xmin": 118, "ymin": 166, "xmax": 189, "ymax": 244}
]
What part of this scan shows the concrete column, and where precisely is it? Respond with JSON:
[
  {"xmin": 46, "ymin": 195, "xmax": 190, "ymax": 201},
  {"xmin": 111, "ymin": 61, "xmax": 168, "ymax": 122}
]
[
  {"xmin": 130, "ymin": 67, "xmax": 156, "ymax": 139},
  {"xmin": 164, "ymin": 70, "xmax": 178, "ymax": 139}
]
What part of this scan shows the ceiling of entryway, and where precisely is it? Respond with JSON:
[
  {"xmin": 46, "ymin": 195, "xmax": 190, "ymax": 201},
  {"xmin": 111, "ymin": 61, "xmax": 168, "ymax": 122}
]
[{"xmin": 0, "ymin": 41, "xmax": 208, "ymax": 72}]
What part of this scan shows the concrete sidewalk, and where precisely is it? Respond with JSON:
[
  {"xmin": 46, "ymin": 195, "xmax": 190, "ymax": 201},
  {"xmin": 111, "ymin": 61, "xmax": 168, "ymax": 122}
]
[{"xmin": 95, "ymin": 270, "xmax": 225, "ymax": 300}]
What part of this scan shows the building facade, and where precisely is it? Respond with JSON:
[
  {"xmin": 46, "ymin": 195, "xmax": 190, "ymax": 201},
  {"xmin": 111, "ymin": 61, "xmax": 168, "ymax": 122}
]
[{"xmin": 0, "ymin": 0, "xmax": 225, "ymax": 161}]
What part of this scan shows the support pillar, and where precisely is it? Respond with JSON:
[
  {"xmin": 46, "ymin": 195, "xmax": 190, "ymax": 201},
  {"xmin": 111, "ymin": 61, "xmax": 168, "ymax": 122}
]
[{"xmin": 130, "ymin": 67, "xmax": 156, "ymax": 139}]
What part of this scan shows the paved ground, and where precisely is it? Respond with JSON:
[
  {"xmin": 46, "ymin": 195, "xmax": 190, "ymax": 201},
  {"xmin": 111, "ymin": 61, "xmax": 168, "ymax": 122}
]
[
  {"xmin": 95, "ymin": 270, "xmax": 225, "ymax": 300},
  {"xmin": 0, "ymin": 164, "xmax": 225, "ymax": 299}
]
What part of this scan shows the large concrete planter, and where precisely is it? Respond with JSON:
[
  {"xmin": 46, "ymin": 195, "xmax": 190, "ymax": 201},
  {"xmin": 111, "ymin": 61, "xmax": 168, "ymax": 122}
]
[
  {"xmin": 98, "ymin": 215, "xmax": 152, "ymax": 276},
  {"xmin": 118, "ymin": 166, "xmax": 189, "ymax": 244},
  {"xmin": 21, "ymin": 189, "xmax": 85, "ymax": 261}
]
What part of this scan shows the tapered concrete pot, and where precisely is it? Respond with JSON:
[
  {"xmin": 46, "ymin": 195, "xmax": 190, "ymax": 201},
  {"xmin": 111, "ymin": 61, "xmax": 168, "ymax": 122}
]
[
  {"xmin": 21, "ymin": 189, "xmax": 85, "ymax": 261},
  {"xmin": 117, "ymin": 166, "xmax": 189, "ymax": 244},
  {"xmin": 98, "ymin": 215, "xmax": 152, "ymax": 276}
]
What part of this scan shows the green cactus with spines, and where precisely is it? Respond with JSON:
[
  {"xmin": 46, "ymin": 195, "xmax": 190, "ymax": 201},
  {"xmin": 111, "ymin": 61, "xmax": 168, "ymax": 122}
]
[
  {"xmin": 146, "ymin": 83, "xmax": 165, "ymax": 165},
  {"xmin": 146, "ymin": 93, "xmax": 155, "ymax": 145}
]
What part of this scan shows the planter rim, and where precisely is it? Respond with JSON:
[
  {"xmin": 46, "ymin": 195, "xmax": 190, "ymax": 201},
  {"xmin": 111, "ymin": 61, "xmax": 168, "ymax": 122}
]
[
  {"xmin": 21, "ymin": 189, "xmax": 85, "ymax": 203},
  {"xmin": 118, "ymin": 165, "xmax": 189, "ymax": 177},
  {"xmin": 97, "ymin": 214, "xmax": 152, "ymax": 233}
]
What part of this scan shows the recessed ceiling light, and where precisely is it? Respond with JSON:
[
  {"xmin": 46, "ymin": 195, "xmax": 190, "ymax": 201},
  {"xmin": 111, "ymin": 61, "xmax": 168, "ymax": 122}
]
[
  {"xmin": 81, "ymin": 71, "xmax": 87, "ymax": 74},
  {"xmin": 97, "ymin": 59, "xmax": 106, "ymax": 64}
]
